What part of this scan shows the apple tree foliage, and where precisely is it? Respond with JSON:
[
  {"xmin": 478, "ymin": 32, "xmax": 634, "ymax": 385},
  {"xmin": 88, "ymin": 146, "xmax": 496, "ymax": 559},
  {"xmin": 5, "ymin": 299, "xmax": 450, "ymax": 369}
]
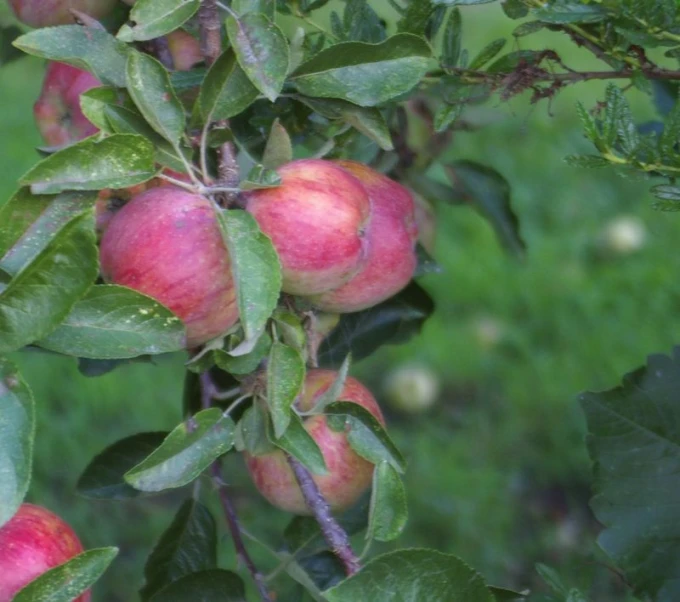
[{"xmin": 2, "ymin": 0, "xmax": 680, "ymax": 600}]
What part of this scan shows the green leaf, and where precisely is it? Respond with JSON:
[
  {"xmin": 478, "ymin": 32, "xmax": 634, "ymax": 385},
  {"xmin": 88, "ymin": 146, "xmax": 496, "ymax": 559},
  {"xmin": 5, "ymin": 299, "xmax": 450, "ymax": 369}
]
[
  {"xmin": 576, "ymin": 102, "xmax": 605, "ymax": 151},
  {"xmin": 13, "ymin": 548, "xmax": 118, "ymax": 602},
  {"xmin": 148, "ymin": 570, "xmax": 246, "ymax": 601},
  {"xmin": 199, "ymin": 49, "xmax": 259, "ymax": 123},
  {"xmin": 104, "ymin": 105, "xmax": 190, "ymax": 173},
  {"xmin": 397, "ymin": 1, "xmax": 435, "ymax": 36},
  {"xmin": 20, "ymin": 134, "xmax": 157, "ymax": 194},
  {"xmin": 531, "ymin": 4, "xmax": 606, "ymax": 24},
  {"xmin": 603, "ymin": 83, "xmax": 639, "ymax": 155},
  {"xmin": 0, "ymin": 189, "xmax": 96, "ymax": 277},
  {"xmin": 226, "ymin": 13, "xmax": 290, "ymax": 102},
  {"xmin": 141, "ymin": 500, "xmax": 217, "ymax": 600},
  {"xmin": 13, "ymin": 25, "xmax": 131, "ymax": 86},
  {"xmin": 126, "ymin": 52, "xmax": 186, "ymax": 145},
  {"xmin": 239, "ymin": 165, "xmax": 282, "ymax": 190},
  {"xmin": 326, "ymin": 401, "xmax": 406, "ymax": 472},
  {"xmin": 268, "ymin": 342, "xmax": 305, "ymax": 438},
  {"xmin": 272, "ymin": 412, "xmax": 328, "ymax": 475},
  {"xmin": 217, "ymin": 210, "xmax": 282, "ymax": 343},
  {"xmin": 118, "ymin": 0, "xmax": 200, "ymax": 42},
  {"xmin": 367, "ymin": 462, "xmax": 407, "ymax": 542},
  {"xmin": 0, "ymin": 358, "xmax": 34, "ymax": 528},
  {"xmin": 444, "ymin": 160, "xmax": 525, "ymax": 257},
  {"xmin": 489, "ymin": 585, "xmax": 529, "ymax": 601},
  {"xmin": 501, "ymin": 0, "xmax": 528, "ymax": 19},
  {"xmin": 318, "ymin": 282, "xmax": 435, "ymax": 368},
  {"xmin": 468, "ymin": 39, "xmax": 506, "ymax": 70},
  {"xmin": 262, "ymin": 119, "xmax": 293, "ymax": 170},
  {"xmin": 291, "ymin": 34, "xmax": 431, "ymax": 107},
  {"xmin": 272, "ymin": 310, "xmax": 306, "ymax": 352},
  {"xmin": 215, "ymin": 331, "xmax": 272, "ymax": 375},
  {"xmin": 235, "ymin": 403, "xmax": 276, "ymax": 455},
  {"xmin": 37, "ymin": 285, "xmax": 186, "ymax": 359},
  {"xmin": 296, "ymin": 96, "xmax": 393, "ymax": 150},
  {"xmin": 652, "ymin": 184, "xmax": 680, "ymax": 211},
  {"xmin": 125, "ymin": 408, "xmax": 235, "ymax": 492},
  {"xmin": 324, "ymin": 549, "xmax": 494, "ymax": 602},
  {"xmin": 307, "ymin": 354, "xmax": 351, "ymax": 415},
  {"xmin": 77, "ymin": 432, "xmax": 169, "ymax": 500},
  {"xmin": 434, "ymin": 102, "xmax": 463, "ymax": 133},
  {"xmin": 564, "ymin": 155, "xmax": 610, "ymax": 168},
  {"xmin": 0, "ymin": 211, "xmax": 98, "ymax": 354},
  {"xmin": 580, "ymin": 347, "xmax": 680, "ymax": 601},
  {"xmin": 512, "ymin": 22, "xmax": 546, "ymax": 38},
  {"xmin": 80, "ymin": 86, "xmax": 130, "ymax": 133},
  {"xmin": 441, "ymin": 8, "xmax": 462, "ymax": 68}
]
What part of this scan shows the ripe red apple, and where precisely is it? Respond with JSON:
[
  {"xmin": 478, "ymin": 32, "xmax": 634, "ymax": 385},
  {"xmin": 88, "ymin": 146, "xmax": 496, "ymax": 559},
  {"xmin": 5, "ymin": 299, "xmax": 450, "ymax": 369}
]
[
  {"xmin": 34, "ymin": 62, "xmax": 100, "ymax": 148},
  {"xmin": 311, "ymin": 160, "xmax": 418, "ymax": 313},
  {"xmin": 0, "ymin": 504, "xmax": 88, "ymax": 602},
  {"xmin": 99, "ymin": 187, "xmax": 239, "ymax": 348},
  {"xmin": 245, "ymin": 369, "xmax": 385, "ymax": 515},
  {"xmin": 243, "ymin": 159, "xmax": 371, "ymax": 296},
  {"xmin": 8, "ymin": 0, "xmax": 117, "ymax": 28}
]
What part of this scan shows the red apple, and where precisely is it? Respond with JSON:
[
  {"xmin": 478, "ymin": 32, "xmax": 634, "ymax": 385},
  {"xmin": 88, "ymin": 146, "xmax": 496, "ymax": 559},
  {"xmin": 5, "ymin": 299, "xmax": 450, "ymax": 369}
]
[
  {"xmin": 166, "ymin": 30, "xmax": 203, "ymax": 72},
  {"xmin": 311, "ymin": 161, "xmax": 418, "ymax": 313},
  {"xmin": 8, "ymin": 0, "xmax": 117, "ymax": 28},
  {"xmin": 0, "ymin": 504, "xmax": 88, "ymax": 602},
  {"xmin": 33, "ymin": 62, "xmax": 100, "ymax": 147},
  {"xmin": 99, "ymin": 187, "xmax": 239, "ymax": 348},
  {"xmin": 245, "ymin": 369, "xmax": 385, "ymax": 515},
  {"xmin": 243, "ymin": 159, "xmax": 371, "ymax": 295}
]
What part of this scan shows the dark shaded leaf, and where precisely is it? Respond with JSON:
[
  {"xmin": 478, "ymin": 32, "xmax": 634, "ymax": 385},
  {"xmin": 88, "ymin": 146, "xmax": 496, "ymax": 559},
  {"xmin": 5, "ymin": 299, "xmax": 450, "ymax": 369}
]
[
  {"xmin": 318, "ymin": 282, "xmax": 434, "ymax": 367},
  {"xmin": 141, "ymin": 500, "xmax": 217, "ymax": 600},
  {"xmin": 77, "ymin": 432, "xmax": 169, "ymax": 500},
  {"xmin": 148, "ymin": 569, "xmax": 246, "ymax": 601},
  {"xmin": 580, "ymin": 347, "xmax": 680, "ymax": 601},
  {"xmin": 444, "ymin": 160, "xmax": 525, "ymax": 257}
]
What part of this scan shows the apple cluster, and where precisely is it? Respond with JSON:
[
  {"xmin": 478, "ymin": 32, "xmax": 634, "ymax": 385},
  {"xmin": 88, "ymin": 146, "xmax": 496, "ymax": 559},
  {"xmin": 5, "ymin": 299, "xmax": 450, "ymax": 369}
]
[{"xmin": 17, "ymin": 0, "xmax": 415, "ymax": 529}]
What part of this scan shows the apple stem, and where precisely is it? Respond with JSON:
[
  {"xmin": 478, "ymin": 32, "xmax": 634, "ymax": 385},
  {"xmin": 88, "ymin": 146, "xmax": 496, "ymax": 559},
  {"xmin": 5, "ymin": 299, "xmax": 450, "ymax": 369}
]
[
  {"xmin": 200, "ymin": 373, "xmax": 274, "ymax": 602},
  {"xmin": 286, "ymin": 454, "xmax": 362, "ymax": 576},
  {"xmin": 199, "ymin": 0, "xmax": 222, "ymax": 67}
]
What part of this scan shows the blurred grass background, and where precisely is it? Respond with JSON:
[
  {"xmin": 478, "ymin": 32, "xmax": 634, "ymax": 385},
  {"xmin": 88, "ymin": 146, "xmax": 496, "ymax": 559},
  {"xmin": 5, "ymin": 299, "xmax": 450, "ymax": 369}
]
[{"xmin": 1, "ymin": 1, "xmax": 677, "ymax": 600}]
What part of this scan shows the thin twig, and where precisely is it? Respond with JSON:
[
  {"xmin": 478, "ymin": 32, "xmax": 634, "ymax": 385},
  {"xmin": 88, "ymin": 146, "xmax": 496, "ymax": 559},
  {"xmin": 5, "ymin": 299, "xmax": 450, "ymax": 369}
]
[
  {"xmin": 200, "ymin": 373, "xmax": 273, "ymax": 602},
  {"xmin": 199, "ymin": 0, "xmax": 222, "ymax": 67},
  {"xmin": 286, "ymin": 454, "xmax": 361, "ymax": 576},
  {"xmin": 212, "ymin": 463, "xmax": 274, "ymax": 602}
]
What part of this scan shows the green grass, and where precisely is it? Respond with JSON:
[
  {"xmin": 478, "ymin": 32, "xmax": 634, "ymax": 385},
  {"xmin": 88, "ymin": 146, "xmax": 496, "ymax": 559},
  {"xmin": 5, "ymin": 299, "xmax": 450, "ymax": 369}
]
[{"xmin": 0, "ymin": 2, "xmax": 673, "ymax": 600}]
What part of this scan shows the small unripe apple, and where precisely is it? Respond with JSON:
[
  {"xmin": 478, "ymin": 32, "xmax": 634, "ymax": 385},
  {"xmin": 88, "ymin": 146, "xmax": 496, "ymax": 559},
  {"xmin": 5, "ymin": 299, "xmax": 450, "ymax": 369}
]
[
  {"xmin": 599, "ymin": 215, "xmax": 647, "ymax": 255},
  {"xmin": 383, "ymin": 364, "xmax": 440, "ymax": 414},
  {"xmin": 472, "ymin": 315, "xmax": 505, "ymax": 349},
  {"xmin": 34, "ymin": 62, "xmax": 100, "ymax": 147},
  {"xmin": 245, "ymin": 369, "xmax": 385, "ymax": 515},
  {"xmin": 8, "ymin": 0, "xmax": 117, "ymax": 28},
  {"xmin": 0, "ymin": 504, "xmax": 88, "ymax": 602},
  {"xmin": 99, "ymin": 187, "xmax": 239, "ymax": 348},
  {"xmin": 311, "ymin": 160, "xmax": 418, "ymax": 313},
  {"xmin": 244, "ymin": 160, "xmax": 371, "ymax": 295}
]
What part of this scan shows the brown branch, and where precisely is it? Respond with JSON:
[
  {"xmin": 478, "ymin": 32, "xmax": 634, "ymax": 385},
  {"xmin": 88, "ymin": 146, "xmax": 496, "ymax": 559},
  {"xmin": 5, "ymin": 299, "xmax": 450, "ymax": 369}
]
[
  {"xmin": 286, "ymin": 454, "xmax": 361, "ymax": 577},
  {"xmin": 211, "ymin": 463, "xmax": 274, "ymax": 602},
  {"xmin": 199, "ymin": 0, "xmax": 222, "ymax": 66},
  {"xmin": 200, "ymin": 373, "xmax": 273, "ymax": 602}
]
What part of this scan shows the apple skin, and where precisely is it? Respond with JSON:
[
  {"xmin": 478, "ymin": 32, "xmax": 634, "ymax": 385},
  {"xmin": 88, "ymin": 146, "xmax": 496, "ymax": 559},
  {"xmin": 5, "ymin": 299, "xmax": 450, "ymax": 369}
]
[
  {"xmin": 245, "ymin": 369, "xmax": 385, "ymax": 515},
  {"xmin": 311, "ymin": 160, "xmax": 418, "ymax": 313},
  {"xmin": 33, "ymin": 62, "xmax": 100, "ymax": 148},
  {"xmin": 243, "ymin": 159, "xmax": 371, "ymax": 296},
  {"xmin": 99, "ymin": 187, "xmax": 239, "ymax": 348},
  {"xmin": 166, "ymin": 30, "xmax": 203, "ymax": 72},
  {"xmin": 0, "ymin": 504, "xmax": 88, "ymax": 602},
  {"xmin": 8, "ymin": 0, "xmax": 117, "ymax": 28}
]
